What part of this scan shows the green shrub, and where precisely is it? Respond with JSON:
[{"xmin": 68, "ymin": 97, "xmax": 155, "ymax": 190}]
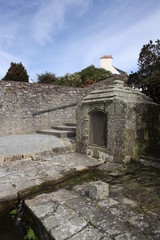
[
  {"xmin": 37, "ymin": 72, "xmax": 58, "ymax": 84},
  {"xmin": 58, "ymin": 73, "xmax": 82, "ymax": 87}
]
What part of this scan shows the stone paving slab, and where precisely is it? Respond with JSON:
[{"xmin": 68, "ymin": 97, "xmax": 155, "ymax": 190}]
[
  {"xmin": 0, "ymin": 152, "xmax": 103, "ymax": 214},
  {"xmin": 24, "ymin": 184, "xmax": 160, "ymax": 240}
]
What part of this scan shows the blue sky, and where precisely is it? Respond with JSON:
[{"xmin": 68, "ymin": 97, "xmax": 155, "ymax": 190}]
[{"xmin": 0, "ymin": 0, "xmax": 160, "ymax": 81}]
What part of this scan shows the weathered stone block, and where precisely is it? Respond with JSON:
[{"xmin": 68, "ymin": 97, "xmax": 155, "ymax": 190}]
[{"xmin": 89, "ymin": 181, "xmax": 109, "ymax": 200}]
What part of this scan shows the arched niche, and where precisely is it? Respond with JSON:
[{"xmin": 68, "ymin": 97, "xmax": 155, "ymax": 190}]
[{"xmin": 89, "ymin": 110, "xmax": 107, "ymax": 147}]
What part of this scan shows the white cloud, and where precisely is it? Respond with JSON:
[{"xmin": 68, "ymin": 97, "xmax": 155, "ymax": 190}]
[
  {"xmin": 31, "ymin": 1, "xmax": 65, "ymax": 44},
  {"xmin": 31, "ymin": 0, "xmax": 93, "ymax": 45}
]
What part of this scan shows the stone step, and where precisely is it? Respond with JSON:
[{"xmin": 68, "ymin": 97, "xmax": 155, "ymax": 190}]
[
  {"xmin": 140, "ymin": 155, "xmax": 160, "ymax": 168},
  {"xmin": 65, "ymin": 122, "xmax": 76, "ymax": 127},
  {"xmin": 36, "ymin": 129, "xmax": 76, "ymax": 138},
  {"xmin": 52, "ymin": 125, "xmax": 76, "ymax": 131}
]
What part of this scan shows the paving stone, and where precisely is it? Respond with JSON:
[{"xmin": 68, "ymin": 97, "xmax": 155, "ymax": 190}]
[
  {"xmin": 0, "ymin": 182, "xmax": 17, "ymax": 202},
  {"xmin": 41, "ymin": 204, "xmax": 88, "ymax": 240},
  {"xmin": 72, "ymin": 183, "xmax": 90, "ymax": 197},
  {"xmin": 42, "ymin": 215, "xmax": 60, "ymax": 231},
  {"xmin": 64, "ymin": 197, "xmax": 96, "ymax": 218},
  {"xmin": 41, "ymin": 204, "xmax": 79, "ymax": 231},
  {"xmin": 28, "ymin": 202, "xmax": 58, "ymax": 219},
  {"xmin": 151, "ymin": 224, "xmax": 160, "ymax": 240},
  {"xmin": 50, "ymin": 216, "xmax": 88, "ymax": 240},
  {"xmin": 114, "ymin": 230, "xmax": 149, "ymax": 240},
  {"xmin": 69, "ymin": 226, "xmax": 106, "ymax": 240},
  {"xmin": 15, "ymin": 179, "xmax": 39, "ymax": 192},
  {"xmin": 43, "ymin": 170, "xmax": 63, "ymax": 181},
  {"xmin": 121, "ymin": 197, "xmax": 137, "ymax": 207},
  {"xmin": 108, "ymin": 204, "xmax": 137, "ymax": 222},
  {"xmin": 89, "ymin": 210, "xmax": 130, "ymax": 237},
  {"xmin": 0, "ymin": 182, "xmax": 18, "ymax": 214},
  {"xmin": 45, "ymin": 152, "xmax": 101, "ymax": 169},
  {"xmin": 127, "ymin": 213, "xmax": 160, "ymax": 238},
  {"xmin": 49, "ymin": 189, "xmax": 79, "ymax": 203},
  {"xmin": 25, "ymin": 193, "xmax": 53, "ymax": 206},
  {"xmin": 97, "ymin": 198, "xmax": 119, "ymax": 208},
  {"xmin": 127, "ymin": 213, "xmax": 150, "ymax": 230}
]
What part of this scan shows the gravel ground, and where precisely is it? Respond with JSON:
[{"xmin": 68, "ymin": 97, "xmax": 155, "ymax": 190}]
[{"xmin": 0, "ymin": 134, "xmax": 66, "ymax": 156}]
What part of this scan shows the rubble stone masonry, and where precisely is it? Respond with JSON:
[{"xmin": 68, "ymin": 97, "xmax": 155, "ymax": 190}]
[{"xmin": 0, "ymin": 76, "xmax": 125, "ymax": 136}]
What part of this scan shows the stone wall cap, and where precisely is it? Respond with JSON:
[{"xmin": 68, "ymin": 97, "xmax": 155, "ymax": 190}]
[
  {"xmin": 113, "ymin": 80, "xmax": 124, "ymax": 86},
  {"xmin": 82, "ymin": 80, "xmax": 155, "ymax": 104}
]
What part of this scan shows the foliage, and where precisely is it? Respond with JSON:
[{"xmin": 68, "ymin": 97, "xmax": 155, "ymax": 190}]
[
  {"xmin": 80, "ymin": 78, "xmax": 96, "ymax": 88},
  {"xmin": 58, "ymin": 73, "xmax": 82, "ymax": 87},
  {"xmin": 10, "ymin": 208, "xmax": 18, "ymax": 216},
  {"xmin": 79, "ymin": 65, "xmax": 112, "ymax": 86},
  {"xmin": 2, "ymin": 62, "xmax": 29, "ymax": 82},
  {"xmin": 2, "ymin": 61, "xmax": 112, "ymax": 87},
  {"xmin": 128, "ymin": 40, "xmax": 160, "ymax": 103},
  {"xmin": 37, "ymin": 71, "xmax": 58, "ymax": 84},
  {"xmin": 24, "ymin": 228, "xmax": 37, "ymax": 240},
  {"xmin": 37, "ymin": 65, "xmax": 112, "ymax": 87}
]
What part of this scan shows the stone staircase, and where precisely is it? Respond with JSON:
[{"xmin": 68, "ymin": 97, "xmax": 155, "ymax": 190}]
[{"xmin": 36, "ymin": 122, "xmax": 76, "ymax": 138}]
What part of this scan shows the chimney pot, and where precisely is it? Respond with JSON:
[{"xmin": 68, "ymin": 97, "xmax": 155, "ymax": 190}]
[{"xmin": 100, "ymin": 55, "xmax": 113, "ymax": 59}]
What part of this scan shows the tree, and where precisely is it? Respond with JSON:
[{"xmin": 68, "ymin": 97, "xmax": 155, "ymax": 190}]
[
  {"xmin": 37, "ymin": 72, "xmax": 58, "ymax": 84},
  {"xmin": 2, "ymin": 62, "xmax": 29, "ymax": 82},
  {"xmin": 128, "ymin": 40, "xmax": 160, "ymax": 103}
]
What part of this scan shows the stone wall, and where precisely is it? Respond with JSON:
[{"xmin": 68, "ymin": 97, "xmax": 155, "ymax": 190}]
[
  {"xmin": 0, "ymin": 81, "xmax": 82, "ymax": 136},
  {"xmin": 0, "ymin": 75, "xmax": 126, "ymax": 136}
]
